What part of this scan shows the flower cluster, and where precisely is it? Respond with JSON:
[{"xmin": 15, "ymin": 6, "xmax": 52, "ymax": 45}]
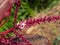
[
  {"xmin": 17, "ymin": 15, "xmax": 60, "ymax": 30},
  {"xmin": 0, "ymin": 0, "xmax": 60, "ymax": 45},
  {"xmin": 26, "ymin": 15, "xmax": 60, "ymax": 26}
]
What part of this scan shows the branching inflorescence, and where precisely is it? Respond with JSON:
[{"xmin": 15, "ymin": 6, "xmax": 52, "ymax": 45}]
[
  {"xmin": 0, "ymin": 0, "xmax": 60, "ymax": 45},
  {"xmin": 17, "ymin": 15, "xmax": 60, "ymax": 30}
]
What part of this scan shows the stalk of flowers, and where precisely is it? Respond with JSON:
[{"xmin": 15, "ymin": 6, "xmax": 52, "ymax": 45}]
[
  {"xmin": 26, "ymin": 15, "xmax": 60, "ymax": 26},
  {"xmin": 17, "ymin": 15, "xmax": 60, "ymax": 30}
]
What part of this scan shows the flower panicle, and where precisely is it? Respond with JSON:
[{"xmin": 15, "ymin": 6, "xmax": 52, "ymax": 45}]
[
  {"xmin": 26, "ymin": 15, "xmax": 60, "ymax": 26},
  {"xmin": 17, "ymin": 15, "xmax": 60, "ymax": 29}
]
